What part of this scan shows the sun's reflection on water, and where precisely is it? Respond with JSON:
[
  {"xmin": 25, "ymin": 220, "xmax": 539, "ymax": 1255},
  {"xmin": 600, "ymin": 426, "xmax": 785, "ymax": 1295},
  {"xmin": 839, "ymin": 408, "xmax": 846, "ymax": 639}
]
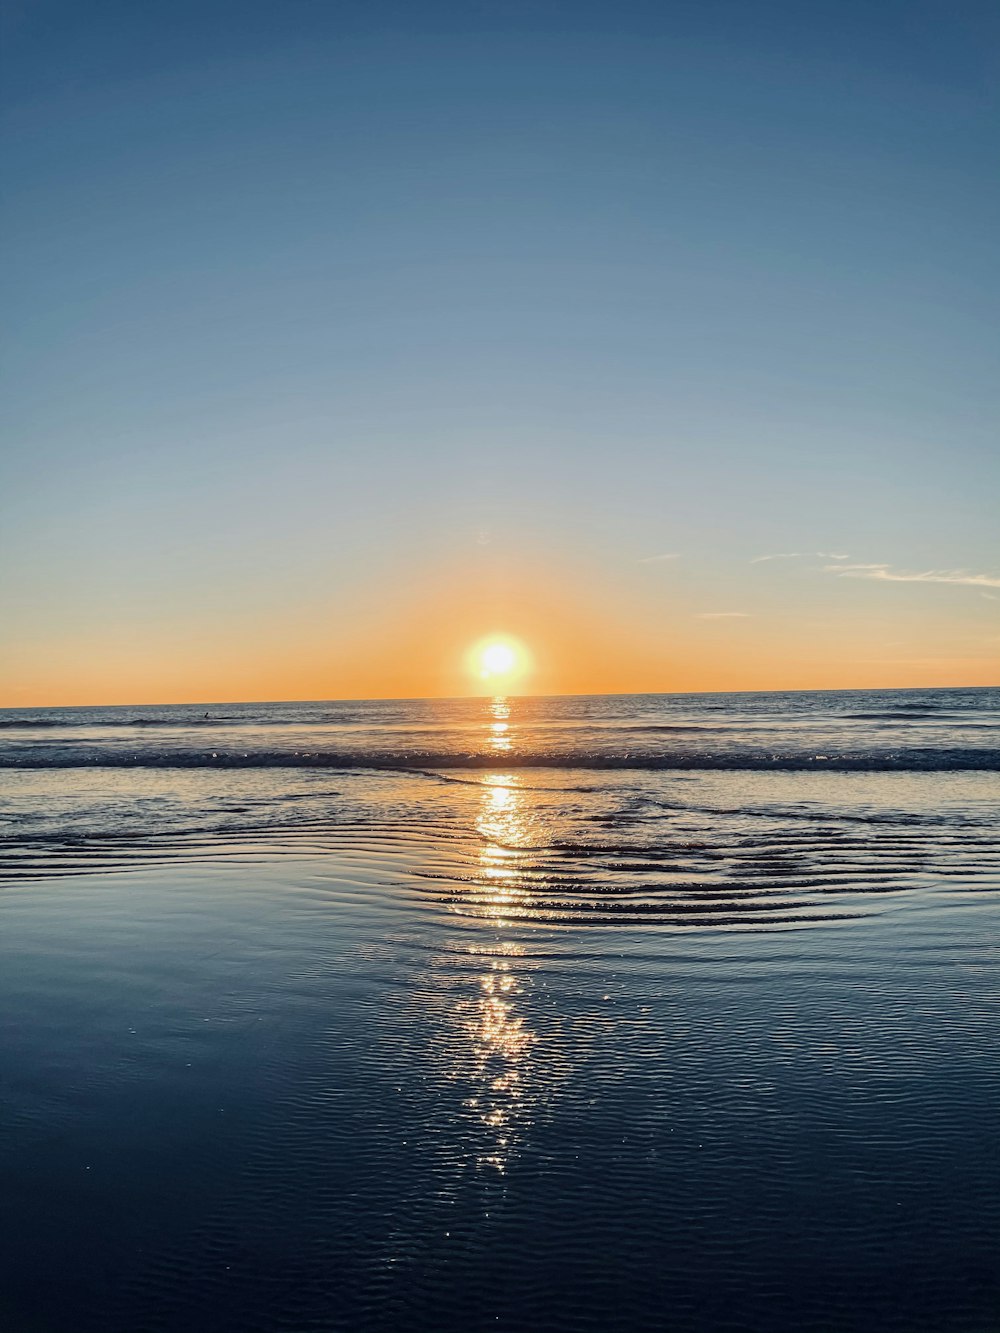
[
  {"xmin": 463, "ymin": 752, "xmax": 538, "ymax": 1173},
  {"xmin": 475, "ymin": 776, "xmax": 530, "ymax": 925},
  {"xmin": 464, "ymin": 944, "xmax": 533, "ymax": 1173},
  {"xmin": 487, "ymin": 695, "xmax": 513, "ymax": 754}
]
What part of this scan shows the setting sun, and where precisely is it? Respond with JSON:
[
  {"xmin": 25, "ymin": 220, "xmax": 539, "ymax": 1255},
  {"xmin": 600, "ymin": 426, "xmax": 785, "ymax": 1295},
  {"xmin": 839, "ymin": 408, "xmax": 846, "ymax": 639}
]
[
  {"xmin": 482, "ymin": 643, "xmax": 515, "ymax": 675},
  {"xmin": 467, "ymin": 636, "xmax": 532, "ymax": 687}
]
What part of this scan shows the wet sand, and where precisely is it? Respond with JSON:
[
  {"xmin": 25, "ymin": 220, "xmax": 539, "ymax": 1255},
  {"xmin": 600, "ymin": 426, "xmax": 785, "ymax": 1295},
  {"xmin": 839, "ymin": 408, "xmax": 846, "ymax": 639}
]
[{"xmin": 2, "ymin": 829, "xmax": 998, "ymax": 1333}]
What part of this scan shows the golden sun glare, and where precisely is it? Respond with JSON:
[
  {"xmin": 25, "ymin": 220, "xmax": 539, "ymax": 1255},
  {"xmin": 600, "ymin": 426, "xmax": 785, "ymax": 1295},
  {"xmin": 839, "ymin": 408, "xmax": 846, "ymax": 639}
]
[
  {"xmin": 468, "ymin": 636, "xmax": 531, "ymax": 686},
  {"xmin": 481, "ymin": 642, "xmax": 516, "ymax": 676}
]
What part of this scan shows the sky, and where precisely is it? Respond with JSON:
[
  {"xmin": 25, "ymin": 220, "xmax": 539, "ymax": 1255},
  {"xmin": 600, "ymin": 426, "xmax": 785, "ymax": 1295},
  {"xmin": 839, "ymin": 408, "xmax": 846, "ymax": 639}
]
[{"xmin": 2, "ymin": 0, "xmax": 998, "ymax": 703}]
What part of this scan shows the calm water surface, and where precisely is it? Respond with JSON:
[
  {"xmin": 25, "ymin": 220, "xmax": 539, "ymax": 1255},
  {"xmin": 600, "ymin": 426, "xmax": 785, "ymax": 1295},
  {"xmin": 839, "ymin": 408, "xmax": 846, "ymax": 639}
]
[{"xmin": 1, "ymin": 689, "xmax": 998, "ymax": 1332}]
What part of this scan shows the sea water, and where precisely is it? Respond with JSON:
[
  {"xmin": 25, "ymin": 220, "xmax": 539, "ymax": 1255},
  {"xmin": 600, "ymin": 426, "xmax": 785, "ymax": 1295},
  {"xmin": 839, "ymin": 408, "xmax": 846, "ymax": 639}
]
[{"xmin": 1, "ymin": 689, "xmax": 998, "ymax": 1332}]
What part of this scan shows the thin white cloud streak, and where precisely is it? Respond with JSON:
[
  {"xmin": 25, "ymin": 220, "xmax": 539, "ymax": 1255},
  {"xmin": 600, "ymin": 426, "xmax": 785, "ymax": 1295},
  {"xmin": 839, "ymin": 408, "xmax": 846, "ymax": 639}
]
[
  {"xmin": 697, "ymin": 611, "xmax": 750, "ymax": 619},
  {"xmin": 825, "ymin": 563, "xmax": 1000, "ymax": 589},
  {"xmin": 637, "ymin": 552, "xmax": 680, "ymax": 564},
  {"xmin": 751, "ymin": 551, "xmax": 850, "ymax": 563}
]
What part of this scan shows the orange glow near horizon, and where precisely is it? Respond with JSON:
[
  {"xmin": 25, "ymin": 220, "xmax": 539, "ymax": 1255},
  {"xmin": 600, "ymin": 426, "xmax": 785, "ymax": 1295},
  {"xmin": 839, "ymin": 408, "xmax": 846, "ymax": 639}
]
[{"xmin": 0, "ymin": 550, "xmax": 996, "ymax": 707}]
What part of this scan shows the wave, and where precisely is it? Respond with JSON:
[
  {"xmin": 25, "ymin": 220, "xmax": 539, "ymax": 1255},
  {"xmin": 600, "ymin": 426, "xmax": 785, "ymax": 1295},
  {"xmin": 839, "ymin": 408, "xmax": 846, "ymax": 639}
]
[
  {"xmin": 0, "ymin": 718, "xmax": 76, "ymax": 728},
  {"xmin": 1, "ymin": 746, "xmax": 998, "ymax": 772},
  {"xmin": 843, "ymin": 709, "xmax": 984, "ymax": 722},
  {"xmin": 0, "ymin": 714, "xmax": 367, "ymax": 729},
  {"xmin": 125, "ymin": 717, "xmax": 233, "ymax": 727},
  {"xmin": 0, "ymin": 716, "xmax": 227, "ymax": 728}
]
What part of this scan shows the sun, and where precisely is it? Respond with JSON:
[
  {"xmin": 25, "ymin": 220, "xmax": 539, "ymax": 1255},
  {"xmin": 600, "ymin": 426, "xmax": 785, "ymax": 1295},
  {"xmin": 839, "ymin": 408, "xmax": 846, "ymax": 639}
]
[
  {"xmin": 481, "ymin": 642, "xmax": 515, "ymax": 676},
  {"xmin": 467, "ymin": 635, "xmax": 531, "ymax": 687}
]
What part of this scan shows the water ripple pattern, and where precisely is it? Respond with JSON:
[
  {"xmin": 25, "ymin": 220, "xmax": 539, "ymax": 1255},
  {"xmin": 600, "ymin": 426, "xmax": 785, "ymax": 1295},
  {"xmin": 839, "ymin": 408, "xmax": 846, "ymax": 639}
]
[{"xmin": 2, "ymin": 764, "xmax": 998, "ymax": 933}]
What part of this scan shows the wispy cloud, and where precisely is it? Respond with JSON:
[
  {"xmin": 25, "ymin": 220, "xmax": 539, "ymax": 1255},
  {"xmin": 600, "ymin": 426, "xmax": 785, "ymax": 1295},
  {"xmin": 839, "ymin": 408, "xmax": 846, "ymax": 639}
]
[
  {"xmin": 697, "ymin": 611, "xmax": 750, "ymax": 619},
  {"xmin": 752, "ymin": 551, "xmax": 849, "ymax": 564},
  {"xmin": 825, "ymin": 563, "xmax": 1000, "ymax": 589},
  {"xmin": 637, "ymin": 552, "xmax": 680, "ymax": 564}
]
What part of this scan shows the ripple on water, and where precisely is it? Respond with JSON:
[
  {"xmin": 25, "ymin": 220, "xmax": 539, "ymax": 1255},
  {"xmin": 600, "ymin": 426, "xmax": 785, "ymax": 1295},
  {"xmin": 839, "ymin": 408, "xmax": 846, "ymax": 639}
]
[{"xmin": 2, "ymin": 768, "xmax": 998, "ymax": 935}]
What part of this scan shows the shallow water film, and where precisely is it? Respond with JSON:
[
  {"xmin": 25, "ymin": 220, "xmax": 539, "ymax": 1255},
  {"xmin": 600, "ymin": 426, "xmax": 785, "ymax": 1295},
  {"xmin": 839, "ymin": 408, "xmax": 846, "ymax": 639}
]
[{"xmin": 1, "ymin": 690, "xmax": 998, "ymax": 1332}]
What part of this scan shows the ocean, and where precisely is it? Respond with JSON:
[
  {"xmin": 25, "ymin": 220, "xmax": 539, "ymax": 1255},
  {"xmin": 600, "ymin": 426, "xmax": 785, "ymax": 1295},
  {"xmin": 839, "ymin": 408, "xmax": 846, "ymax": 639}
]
[{"xmin": 1, "ymin": 687, "xmax": 998, "ymax": 1332}]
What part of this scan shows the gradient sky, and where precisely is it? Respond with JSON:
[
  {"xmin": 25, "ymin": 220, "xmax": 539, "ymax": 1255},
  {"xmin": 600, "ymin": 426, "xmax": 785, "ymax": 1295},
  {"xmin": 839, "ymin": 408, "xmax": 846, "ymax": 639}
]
[{"xmin": 2, "ymin": 0, "xmax": 998, "ymax": 703}]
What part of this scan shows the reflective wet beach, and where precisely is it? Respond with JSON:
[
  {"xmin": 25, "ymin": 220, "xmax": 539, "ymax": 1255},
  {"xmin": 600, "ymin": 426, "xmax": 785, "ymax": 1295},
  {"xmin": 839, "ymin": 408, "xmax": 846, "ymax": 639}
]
[{"xmin": 1, "ymin": 692, "xmax": 998, "ymax": 1331}]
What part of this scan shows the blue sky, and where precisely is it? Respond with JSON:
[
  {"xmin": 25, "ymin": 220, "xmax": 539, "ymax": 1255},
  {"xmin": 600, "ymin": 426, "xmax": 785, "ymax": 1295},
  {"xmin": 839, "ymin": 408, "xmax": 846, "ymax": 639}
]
[{"xmin": 2, "ymin": 0, "xmax": 997, "ymax": 700}]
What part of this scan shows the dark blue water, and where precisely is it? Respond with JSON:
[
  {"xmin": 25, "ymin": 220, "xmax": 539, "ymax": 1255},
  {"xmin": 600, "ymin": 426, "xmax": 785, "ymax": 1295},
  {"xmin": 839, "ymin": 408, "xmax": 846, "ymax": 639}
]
[{"xmin": 1, "ymin": 689, "xmax": 998, "ymax": 1331}]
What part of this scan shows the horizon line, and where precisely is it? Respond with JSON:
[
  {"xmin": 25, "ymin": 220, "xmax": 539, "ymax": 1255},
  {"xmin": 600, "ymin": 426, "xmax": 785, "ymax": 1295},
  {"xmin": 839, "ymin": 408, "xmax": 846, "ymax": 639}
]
[{"xmin": 2, "ymin": 682, "xmax": 996, "ymax": 710}]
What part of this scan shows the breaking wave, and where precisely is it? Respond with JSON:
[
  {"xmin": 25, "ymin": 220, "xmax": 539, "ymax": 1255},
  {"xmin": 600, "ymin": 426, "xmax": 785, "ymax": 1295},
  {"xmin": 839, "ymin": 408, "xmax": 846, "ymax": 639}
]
[{"xmin": 1, "ymin": 745, "xmax": 998, "ymax": 771}]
